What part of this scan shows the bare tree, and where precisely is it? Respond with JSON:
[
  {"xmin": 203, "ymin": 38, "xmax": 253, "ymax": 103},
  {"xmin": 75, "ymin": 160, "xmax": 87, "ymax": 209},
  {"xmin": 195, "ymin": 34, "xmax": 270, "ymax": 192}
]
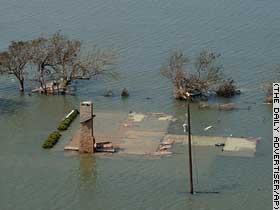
[
  {"xmin": 262, "ymin": 65, "xmax": 280, "ymax": 103},
  {"xmin": 160, "ymin": 51, "xmax": 189, "ymax": 99},
  {"xmin": 216, "ymin": 79, "xmax": 236, "ymax": 98},
  {"xmin": 29, "ymin": 32, "xmax": 117, "ymax": 93},
  {"xmin": 49, "ymin": 32, "xmax": 81, "ymax": 83},
  {"xmin": 0, "ymin": 41, "xmax": 31, "ymax": 92},
  {"xmin": 161, "ymin": 50, "xmax": 234, "ymax": 100},
  {"xmin": 29, "ymin": 37, "xmax": 54, "ymax": 93},
  {"xmin": 77, "ymin": 47, "xmax": 117, "ymax": 80},
  {"xmin": 195, "ymin": 51, "xmax": 224, "ymax": 86},
  {"xmin": 50, "ymin": 33, "xmax": 117, "ymax": 84},
  {"xmin": 0, "ymin": 33, "xmax": 117, "ymax": 94}
]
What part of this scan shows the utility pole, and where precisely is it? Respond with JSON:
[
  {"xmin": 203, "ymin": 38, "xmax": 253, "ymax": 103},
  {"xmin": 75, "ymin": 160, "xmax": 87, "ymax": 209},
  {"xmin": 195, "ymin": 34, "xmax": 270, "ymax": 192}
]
[
  {"xmin": 187, "ymin": 102, "xmax": 194, "ymax": 194},
  {"xmin": 183, "ymin": 93, "xmax": 194, "ymax": 194}
]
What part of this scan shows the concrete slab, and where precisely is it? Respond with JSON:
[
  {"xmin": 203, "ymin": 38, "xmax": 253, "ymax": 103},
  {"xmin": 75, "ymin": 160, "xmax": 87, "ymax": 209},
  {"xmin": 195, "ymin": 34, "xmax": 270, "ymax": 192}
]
[
  {"xmin": 223, "ymin": 137, "xmax": 256, "ymax": 152},
  {"xmin": 164, "ymin": 134, "xmax": 258, "ymax": 157},
  {"xmin": 65, "ymin": 112, "xmax": 172, "ymax": 155},
  {"xmin": 120, "ymin": 136, "xmax": 161, "ymax": 155},
  {"xmin": 64, "ymin": 111, "xmax": 258, "ymax": 157},
  {"xmin": 164, "ymin": 135, "xmax": 226, "ymax": 146}
]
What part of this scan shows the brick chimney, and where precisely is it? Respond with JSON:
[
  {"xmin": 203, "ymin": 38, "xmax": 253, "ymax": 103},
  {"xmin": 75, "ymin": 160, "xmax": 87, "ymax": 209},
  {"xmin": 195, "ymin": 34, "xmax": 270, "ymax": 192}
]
[{"xmin": 79, "ymin": 101, "xmax": 95, "ymax": 153}]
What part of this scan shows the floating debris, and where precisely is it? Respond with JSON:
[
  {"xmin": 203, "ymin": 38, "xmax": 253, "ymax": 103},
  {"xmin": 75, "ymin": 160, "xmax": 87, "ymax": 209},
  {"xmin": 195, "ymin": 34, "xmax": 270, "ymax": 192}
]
[
  {"xmin": 204, "ymin": 126, "xmax": 213, "ymax": 131},
  {"xmin": 265, "ymin": 95, "xmax": 272, "ymax": 104},
  {"xmin": 121, "ymin": 88, "xmax": 129, "ymax": 97},
  {"xmin": 128, "ymin": 112, "xmax": 145, "ymax": 122},
  {"xmin": 95, "ymin": 142, "xmax": 115, "ymax": 153},
  {"xmin": 104, "ymin": 90, "xmax": 114, "ymax": 97},
  {"xmin": 218, "ymin": 103, "xmax": 235, "ymax": 111},
  {"xmin": 198, "ymin": 102, "xmax": 209, "ymax": 109},
  {"xmin": 158, "ymin": 115, "xmax": 176, "ymax": 122},
  {"xmin": 159, "ymin": 144, "xmax": 172, "ymax": 151},
  {"xmin": 215, "ymin": 143, "xmax": 225, "ymax": 147}
]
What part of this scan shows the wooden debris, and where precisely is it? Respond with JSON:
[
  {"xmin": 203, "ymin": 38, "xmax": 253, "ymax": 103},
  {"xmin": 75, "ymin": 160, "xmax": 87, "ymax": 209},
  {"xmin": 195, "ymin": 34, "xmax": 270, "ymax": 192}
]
[{"xmin": 218, "ymin": 103, "xmax": 235, "ymax": 111}]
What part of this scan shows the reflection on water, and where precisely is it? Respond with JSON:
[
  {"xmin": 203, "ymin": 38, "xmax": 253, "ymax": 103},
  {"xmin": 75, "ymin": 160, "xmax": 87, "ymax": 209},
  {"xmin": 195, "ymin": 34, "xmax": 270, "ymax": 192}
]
[
  {"xmin": 79, "ymin": 154, "xmax": 97, "ymax": 187},
  {"xmin": 0, "ymin": 97, "xmax": 28, "ymax": 114}
]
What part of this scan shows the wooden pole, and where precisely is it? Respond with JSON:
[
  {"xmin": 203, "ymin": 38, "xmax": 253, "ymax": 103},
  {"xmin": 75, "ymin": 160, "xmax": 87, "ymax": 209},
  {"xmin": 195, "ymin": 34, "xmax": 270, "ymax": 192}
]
[{"xmin": 187, "ymin": 102, "xmax": 194, "ymax": 194}]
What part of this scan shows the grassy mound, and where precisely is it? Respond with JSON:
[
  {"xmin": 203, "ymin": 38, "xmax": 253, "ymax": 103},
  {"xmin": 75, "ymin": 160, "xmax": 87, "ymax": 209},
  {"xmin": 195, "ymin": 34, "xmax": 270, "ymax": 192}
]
[
  {"xmin": 57, "ymin": 109, "xmax": 79, "ymax": 131},
  {"xmin": 42, "ymin": 131, "xmax": 61, "ymax": 149}
]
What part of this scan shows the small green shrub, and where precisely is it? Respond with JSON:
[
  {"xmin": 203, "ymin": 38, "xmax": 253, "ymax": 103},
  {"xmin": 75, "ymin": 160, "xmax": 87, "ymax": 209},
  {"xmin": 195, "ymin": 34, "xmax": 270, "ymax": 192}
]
[
  {"xmin": 42, "ymin": 109, "xmax": 79, "ymax": 149},
  {"xmin": 42, "ymin": 131, "xmax": 61, "ymax": 149},
  {"xmin": 57, "ymin": 109, "xmax": 79, "ymax": 131}
]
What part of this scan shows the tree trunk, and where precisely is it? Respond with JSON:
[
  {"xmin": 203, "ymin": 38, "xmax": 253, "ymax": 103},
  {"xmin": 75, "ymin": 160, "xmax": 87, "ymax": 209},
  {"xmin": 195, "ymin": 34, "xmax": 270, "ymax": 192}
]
[{"xmin": 19, "ymin": 79, "xmax": 24, "ymax": 92}]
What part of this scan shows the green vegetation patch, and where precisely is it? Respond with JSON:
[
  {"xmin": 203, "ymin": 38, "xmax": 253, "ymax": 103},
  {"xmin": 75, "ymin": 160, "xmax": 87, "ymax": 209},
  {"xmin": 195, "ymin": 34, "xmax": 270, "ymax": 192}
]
[
  {"xmin": 42, "ymin": 131, "xmax": 62, "ymax": 149},
  {"xmin": 42, "ymin": 109, "xmax": 79, "ymax": 149},
  {"xmin": 57, "ymin": 109, "xmax": 79, "ymax": 131}
]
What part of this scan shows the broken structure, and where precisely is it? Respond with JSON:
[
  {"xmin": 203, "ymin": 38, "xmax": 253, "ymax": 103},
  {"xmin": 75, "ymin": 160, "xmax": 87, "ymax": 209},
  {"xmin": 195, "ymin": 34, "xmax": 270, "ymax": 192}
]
[
  {"xmin": 65, "ymin": 101, "xmax": 115, "ymax": 153},
  {"xmin": 64, "ymin": 103, "xmax": 258, "ymax": 157}
]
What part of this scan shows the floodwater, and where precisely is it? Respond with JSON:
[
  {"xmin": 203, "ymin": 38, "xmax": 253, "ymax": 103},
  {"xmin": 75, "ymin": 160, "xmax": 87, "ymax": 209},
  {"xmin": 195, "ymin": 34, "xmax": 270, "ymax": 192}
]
[{"xmin": 0, "ymin": 0, "xmax": 277, "ymax": 209}]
